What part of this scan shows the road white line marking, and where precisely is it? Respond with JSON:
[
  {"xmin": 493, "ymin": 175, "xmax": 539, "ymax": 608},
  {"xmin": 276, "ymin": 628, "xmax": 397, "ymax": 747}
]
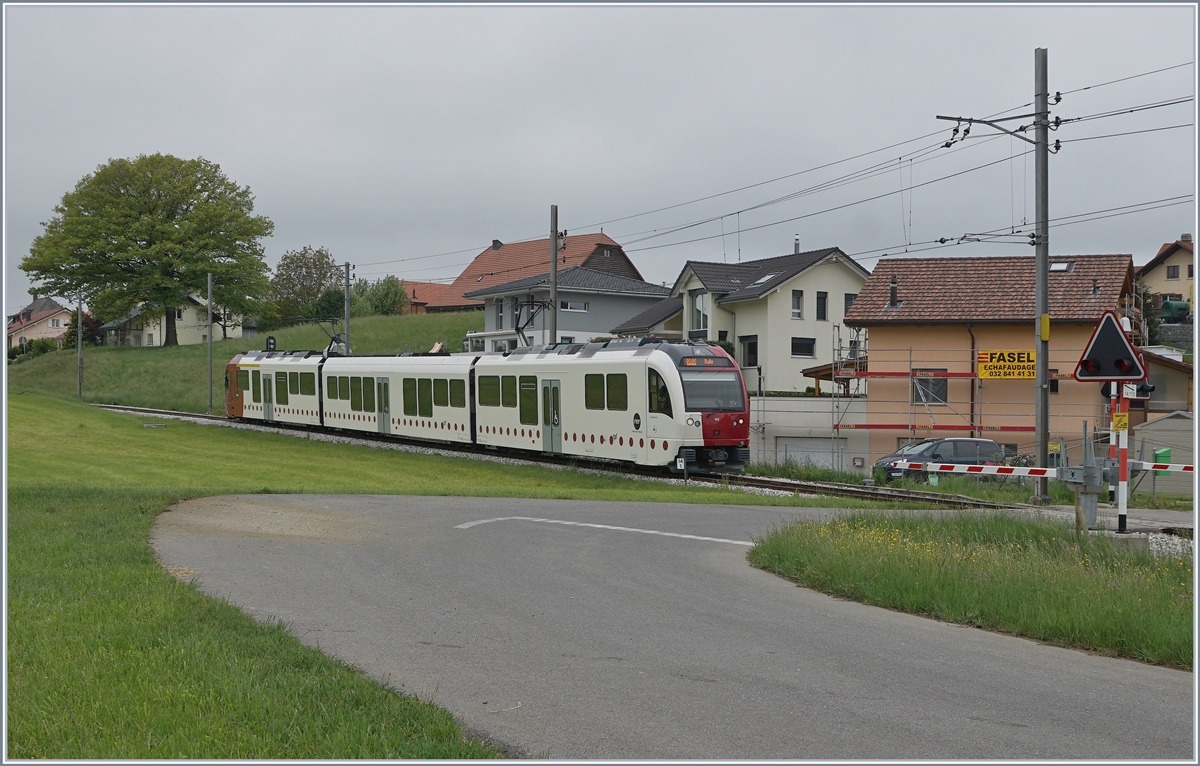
[{"xmin": 454, "ymin": 516, "xmax": 753, "ymax": 546}]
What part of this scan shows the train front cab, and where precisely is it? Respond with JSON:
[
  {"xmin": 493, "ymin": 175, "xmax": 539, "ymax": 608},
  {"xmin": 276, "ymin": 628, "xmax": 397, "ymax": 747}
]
[
  {"xmin": 664, "ymin": 344, "xmax": 751, "ymax": 474},
  {"xmin": 225, "ymin": 354, "xmax": 246, "ymax": 418}
]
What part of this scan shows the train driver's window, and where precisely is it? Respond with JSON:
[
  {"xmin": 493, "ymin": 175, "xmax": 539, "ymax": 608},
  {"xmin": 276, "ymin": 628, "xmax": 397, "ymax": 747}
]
[
  {"xmin": 648, "ymin": 369, "xmax": 672, "ymax": 417},
  {"xmin": 403, "ymin": 378, "xmax": 418, "ymax": 415},
  {"xmin": 350, "ymin": 376, "xmax": 362, "ymax": 411},
  {"xmin": 237, "ymin": 370, "xmax": 250, "ymax": 391},
  {"xmin": 449, "ymin": 379, "xmax": 466, "ymax": 407},
  {"xmin": 434, "ymin": 379, "xmax": 449, "ymax": 407},
  {"xmin": 478, "ymin": 376, "xmax": 500, "ymax": 407},
  {"xmin": 519, "ymin": 376, "xmax": 538, "ymax": 425},
  {"xmin": 584, "ymin": 374, "xmax": 605, "ymax": 410},
  {"xmin": 606, "ymin": 373, "xmax": 627, "ymax": 410},
  {"xmin": 501, "ymin": 376, "xmax": 517, "ymax": 408},
  {"xmin": 327, "ymin": 375, "xmax": 338, "ymax": 400},
  {"xmin": 252, "ymin": 370, "xmax": 261, "ymax": 403}
]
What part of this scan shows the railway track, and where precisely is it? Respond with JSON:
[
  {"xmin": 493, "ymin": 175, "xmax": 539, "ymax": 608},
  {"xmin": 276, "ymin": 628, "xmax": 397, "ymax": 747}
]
[{"xmin": 98, "ymin": 403, "xmax": 1030, "ymax": 511}]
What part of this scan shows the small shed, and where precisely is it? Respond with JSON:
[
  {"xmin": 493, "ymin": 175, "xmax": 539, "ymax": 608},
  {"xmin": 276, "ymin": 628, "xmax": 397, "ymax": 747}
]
[{"xmin": 1132, "ymin": 411, "xmax": 1195, "ymax": 495}]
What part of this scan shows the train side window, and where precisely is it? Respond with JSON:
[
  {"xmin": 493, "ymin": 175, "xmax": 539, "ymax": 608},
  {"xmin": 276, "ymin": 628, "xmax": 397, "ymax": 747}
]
[
  {"xmin": 606, "ymin": 373, "xmax": 627, "ymax": 411},
  {"xmin": 350, "ymin": 376, "xmax": 362, "ymax": 411},
  {"xmin": 434, "ymin": 379, "xmax": 449, "ymax": 407},
  {"xmin": 339, "ymin": 376, "xmax": 351, "ymax": 400},
  {"xmin": 327, "ymin": 375, "xmax": 338, "ymax": 400},
  {"xmin": 449, "ymin": 378, "xmax": 466, "ymax": 408},
  {"xmin": 478, "ymin": 375, "xmax": 500, "ymax": 407},
  {"xmin": 403, "ymin": 378, "xmax": 418, "ymax": 415},
  {"xmin": 300, "ymin": 372, "xmax": 316, "ymax": 396},
  {"xmin": 519, "ymin": 376, "xmax": 538, "ymax": 425},
  {"xmin": 252, "ymin": 370, "xmax": 261, "ymax": 403},
  {"xmin": 362, "ymin": 377, "xmax": 375, "ymax": 412},
  {"xmin": 584, "ymin": 374, "xmax": 605, "ymax": 410},
  {"xmin": 501, "ymin": 376, "xmax": 517, "ymax": 408},
  {"xmin": 237, "ymin": 370, "xmax": 250, "ymax": 391},
  {"xmin": 418, "ymin": 378, "xmax": 433, "ymax": 417},
  {"xmin": 648, "ymin": 369, "xmax": 672, "ymax": 417},
  {"xmin": 289, "ymin": 372, "xmax": 300, "ymax": 396},
  {"xmin": 276, "ymin": 373, "xmax": 289, "ymax": 405}
]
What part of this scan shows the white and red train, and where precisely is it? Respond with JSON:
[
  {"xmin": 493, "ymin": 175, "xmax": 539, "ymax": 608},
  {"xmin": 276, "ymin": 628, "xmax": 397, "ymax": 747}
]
[{"xmin": 225, "ymin": 338, "xmax": 752, "ymax": 473}]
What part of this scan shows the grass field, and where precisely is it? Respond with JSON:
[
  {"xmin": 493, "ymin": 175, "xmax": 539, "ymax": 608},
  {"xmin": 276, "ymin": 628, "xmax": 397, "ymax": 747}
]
[
  {"xmin": 6, "ymin": 391, "xmax": 824, "ymax": 758},
  {"xmin": 749, "ymin": 511, "xmax": 1193, "ymax": 669},
  {"xmin": 6, "ymin": 312, "xmax": 482, "ymax": 413}
]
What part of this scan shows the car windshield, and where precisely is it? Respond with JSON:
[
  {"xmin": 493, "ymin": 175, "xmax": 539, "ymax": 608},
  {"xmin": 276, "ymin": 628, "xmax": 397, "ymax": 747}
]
[
  {"xmin": 893, "ymin": 441, "xmax": 935, "ymax": 457},
  {"xmin": 680, "ymin": 370, "xmax": 745, "ymax": 412}
]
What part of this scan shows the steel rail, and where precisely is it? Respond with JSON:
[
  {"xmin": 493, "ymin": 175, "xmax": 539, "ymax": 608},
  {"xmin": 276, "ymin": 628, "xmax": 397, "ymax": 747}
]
[{"xmin": 97, "ymin": 404, "xmax": 1031, "ymax": 510}]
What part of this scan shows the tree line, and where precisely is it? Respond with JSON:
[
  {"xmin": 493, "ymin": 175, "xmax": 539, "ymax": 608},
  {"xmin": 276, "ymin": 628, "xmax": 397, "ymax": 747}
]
[{"xmin": 19, "ymin": 153, "xmax": 412, "ymax": 346}]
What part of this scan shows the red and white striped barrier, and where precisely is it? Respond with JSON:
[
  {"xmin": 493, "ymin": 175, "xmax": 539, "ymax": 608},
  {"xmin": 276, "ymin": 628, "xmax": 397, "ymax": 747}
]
[
  {"xmin": 1129, "ymin": 461, "xmax": 1194, "ymax": 473},
  {"xmin": 892, "ymin": 462, "xmax": 1055, "ymax": 477}
]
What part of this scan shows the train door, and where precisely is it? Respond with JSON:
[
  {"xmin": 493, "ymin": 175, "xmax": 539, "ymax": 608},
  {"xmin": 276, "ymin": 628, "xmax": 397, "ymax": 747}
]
[
  {"xmin": 542, "ymin": 379, "xmax": 561, "ymax": 453},
  {"xmin": 377, "ymin": 378, "xmax": 391, "ymax": 434},
  {"xmin": 262, "ymin": 372, "xmax": 274, "ymax": 421}
]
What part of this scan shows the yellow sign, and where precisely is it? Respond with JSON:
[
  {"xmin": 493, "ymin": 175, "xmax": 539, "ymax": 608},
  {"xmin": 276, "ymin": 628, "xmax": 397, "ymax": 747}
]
[
  {"xmin": 1112, "ymin": 412, "xmax": 1129, "ymax": 432},
  {"xmin": 977, "ymin": 350, "xmax": 1037, "ymax": 379}
]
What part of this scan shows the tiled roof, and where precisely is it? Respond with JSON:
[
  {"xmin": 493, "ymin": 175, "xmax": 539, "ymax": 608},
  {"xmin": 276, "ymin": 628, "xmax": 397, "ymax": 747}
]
[
  {"xmin": 1136, "ymin": 237, "xmax": 1193, "ymax": 278},
  {"xmin": 679, "ymin": 247, "xmax": 868, "ymax": 303},
  {"xmin": 464, "ymin": 266, "xmax": 669, "ymax": 299},
  {"xmin": 399, "ymin": 280, "xmax": 450, "ymax": 305},
  {"xmin": 7, "ymin": 296, "xmax": 68, "ymax": 327},
  {"xmin": 611, "ymin": 296, "xmax": 684, "ymax": 335},
  {"xmin": 844, "ymin": 254, "xmax": 1133, "ymax": 325},
  {"xmin": 426, "ymin": 233, "xmax": 640, "ymax": 310}
]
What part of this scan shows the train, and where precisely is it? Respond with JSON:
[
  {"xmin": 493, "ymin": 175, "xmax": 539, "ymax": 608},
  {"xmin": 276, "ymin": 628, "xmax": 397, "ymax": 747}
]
[{"xmin": 224, "ymin": 337, "xmax": 752, "ymax": 473}]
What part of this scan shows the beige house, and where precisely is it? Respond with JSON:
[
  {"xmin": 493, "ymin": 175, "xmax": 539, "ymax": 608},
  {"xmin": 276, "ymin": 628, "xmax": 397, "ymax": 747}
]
[
  {"xmin": 6, "ymin": 296, "xmax": 74, "ymax": 349},
  {"xmin": 616, "ymin": 245, "xmax": 870, "ymax": 395},
  {"xmin": 101, "ymin": 295, "xmax": 243, "ymax": 347},
  {"xmin": 843, "ymin": 253, "xmax": 1137, "ymax": 465},
  {"xmin": 1136, "ymin": 234, "xmax": 1194, "ymax": 310}
]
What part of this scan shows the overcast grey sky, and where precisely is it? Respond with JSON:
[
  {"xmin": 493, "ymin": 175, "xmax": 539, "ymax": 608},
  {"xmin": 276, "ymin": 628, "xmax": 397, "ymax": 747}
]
[{"xmin": 4, "ymin": 3, "xmax": 1196, "ymax": 312}]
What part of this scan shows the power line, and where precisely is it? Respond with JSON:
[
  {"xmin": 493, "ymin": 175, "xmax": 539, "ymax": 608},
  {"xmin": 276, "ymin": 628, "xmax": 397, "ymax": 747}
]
[
  {"xmin": 1058, "ymin": 123, "xmax": 1194, "ymax": 143},
  {"xmin": 1059, "ymin": 61, "xmax": 1194, "ymax": 96}
]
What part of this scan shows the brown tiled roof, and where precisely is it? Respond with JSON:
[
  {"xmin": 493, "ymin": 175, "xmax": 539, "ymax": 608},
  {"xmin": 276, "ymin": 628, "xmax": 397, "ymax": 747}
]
[
  {"xmin": 425, "ymin": 233, "xmax": 639, "ymax": 311},
  {"xmin": 6, "ymin": 306, "xmax": 72, "ymax": 335},
  {"xmin": 398, "ymin": 280, "xmax": 450, "ymax": 306},
  {"xmin": 1135, "ymin": 237, "xmax": 1193, "ymax": 279},
  {"xmin": 844, "ymin": 254, "xmax": 1133, "ymax": 326}
]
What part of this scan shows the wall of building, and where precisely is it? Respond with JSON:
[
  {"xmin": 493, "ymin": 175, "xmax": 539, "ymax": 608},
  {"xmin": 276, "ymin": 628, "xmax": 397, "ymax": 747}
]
[
  {"xmin": 478, "ymin": 289, "xmax": 669, "ymax": 346},
  {"xmin": 1141, "ymin": 248, "xmax": 1194, "ymax": 306},
  {"xmin": 747, "ymin": 395, "xmax": 870, "ymax": 472}
]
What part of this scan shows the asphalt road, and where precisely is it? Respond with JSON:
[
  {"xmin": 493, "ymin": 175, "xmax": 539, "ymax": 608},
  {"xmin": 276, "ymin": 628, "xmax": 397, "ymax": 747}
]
[{"xmin": 151, "ymin": 495, "xmax": 1194, "ymax": 759}]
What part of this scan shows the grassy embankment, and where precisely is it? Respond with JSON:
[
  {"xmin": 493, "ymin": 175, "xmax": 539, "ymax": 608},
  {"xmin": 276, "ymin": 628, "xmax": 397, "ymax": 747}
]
[
  {"xmin": 6, "ymin": 390, "xmax": 832, "ymax": 758},
  {"xmin": 750, "ymin": 511, "xmax": 1193, "ymax": 668},
  {"xmin": 6, "ymin": 312, "xmax": 481, "ymax": 413}
]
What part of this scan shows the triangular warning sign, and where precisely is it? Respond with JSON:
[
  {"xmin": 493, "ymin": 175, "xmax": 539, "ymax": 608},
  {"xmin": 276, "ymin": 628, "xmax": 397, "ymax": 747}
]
[{"xmin": 1074, "ymin": 311, "xmax": 1146, "ymax": 381}]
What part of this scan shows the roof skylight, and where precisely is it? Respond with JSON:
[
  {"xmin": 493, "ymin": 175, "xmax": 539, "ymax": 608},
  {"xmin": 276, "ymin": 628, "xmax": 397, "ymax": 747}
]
[{"xmin": 751, "ymin": 273, "xmax": 778, "ymax": 286}]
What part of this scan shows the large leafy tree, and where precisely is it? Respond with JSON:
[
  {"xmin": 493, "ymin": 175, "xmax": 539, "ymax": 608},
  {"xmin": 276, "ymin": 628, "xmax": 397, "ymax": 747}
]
[
  {"xmin": 270, "ymin": 246, "xmax": 341, "ymax": 326},
  {"xmin": 21, "ymin": 153, "xmax": 273, "ymax": 346}
]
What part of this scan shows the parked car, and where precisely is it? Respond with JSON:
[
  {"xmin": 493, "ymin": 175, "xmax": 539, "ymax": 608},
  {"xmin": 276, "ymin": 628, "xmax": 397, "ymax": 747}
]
[{"xmin": 874, "ymin": 438, "xmax": 1006, "ymax": 482}]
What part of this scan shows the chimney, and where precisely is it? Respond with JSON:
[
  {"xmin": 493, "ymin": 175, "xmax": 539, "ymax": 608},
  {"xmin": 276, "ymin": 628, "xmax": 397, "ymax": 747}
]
[
  {"xmin": 888, "ymin": 277, "xmax": 898, "ymax": 307},
  {"xmin": 492, "ymin": 239, "xmax": 503, "ymax": 251},
  {"xmin": 1182, "ymin": 233, "xmax": 1193, "ymax": 243},
  {"xmin": 794, "ymin": 235, "xmax": 800, "ymax": 255}
]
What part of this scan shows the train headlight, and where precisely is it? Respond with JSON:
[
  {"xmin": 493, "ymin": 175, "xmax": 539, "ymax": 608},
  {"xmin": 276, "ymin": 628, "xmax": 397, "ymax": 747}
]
[{"xmin": 687, "ymin": 417, "xmax": 695, "ymax": 426}]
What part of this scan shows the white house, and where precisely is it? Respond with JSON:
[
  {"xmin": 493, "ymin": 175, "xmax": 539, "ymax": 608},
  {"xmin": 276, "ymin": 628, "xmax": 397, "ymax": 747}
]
[{"xmin": 101, "ymin": 294, "xmax": 244, "ymax": 347}]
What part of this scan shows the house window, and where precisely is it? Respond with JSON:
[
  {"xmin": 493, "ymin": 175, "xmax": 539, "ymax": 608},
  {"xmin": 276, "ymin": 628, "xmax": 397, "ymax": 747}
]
[
  {"xmin": 49, "ymin": 318, "xmax": 60, "ymax": 328},
  {"xmin": 1189, "ymin": 264, "xmax": 1194, "ymax": 278},
  {"xmin": 1167, "ymin": 265, "xmax": 1180, "ymax": 279},
  {"xmin": 791, "ymin": 290, "xmax": 803, "ymax": 319},
  {"xmin": 791, "ymin": 337, "xmax": 816, "ymax": 357},
  {"xmin": 495, "ymin": 299, "xmax": 504, "ymax": 330},
  {"xmin": 691, "ymin": 291, "xmax": 709, "ymax": 331},
  {"xmin": 739, "ymin": 335, "xmax": 758, "ymax": 368},
  {"xmin": 1049, "ymin": 369, "xmax": 1059, "ymax": 394},
  {"xmin": 816, "ymin": 292, "xmax": 828, "ymax": 321},
  {"xmin": 912, "ymin": 369, "xmax": 947, "ymax": 404},
  {"xmin": 146, "ymin": 334, "xmax": 153, "ymax": 346},
  {"xmin": 176, "ymin": 309, "xmax": 183, "ymax": 320},
  {"xmin": 718, "ymin": 330, "xmax": 728, "ymax": 342},
  {"xmin": 844, "ymin": 293, "xmax": 857, "ymax": 315},
  {"xmin": 469, "ymin": 337, "xmax": 486, "ymax": 352},
  {"xmin": 560, "ymin": 336, "xmax": 575, "ymax": 344},
  {"xmin": 510, "ymin": 297, "xmax": 520, "ymax": 328},
  {"xmin": 560, "ymin": 301, "xmax": 589, "ymax": 312}
]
